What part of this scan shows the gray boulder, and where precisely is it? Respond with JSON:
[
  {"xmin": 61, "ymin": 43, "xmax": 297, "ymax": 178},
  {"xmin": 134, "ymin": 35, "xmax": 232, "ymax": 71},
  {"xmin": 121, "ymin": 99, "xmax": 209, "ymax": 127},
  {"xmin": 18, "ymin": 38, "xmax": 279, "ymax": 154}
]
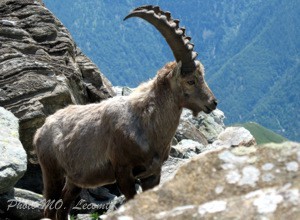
[
  {"xmin": 178, "ymin": 109, "xmax": 225, "ymax": 144},
  {"xmin": 167, "ymin": 126, "xmax": 257, "ymax": 189},
  {"xmin": 0, "ymin": 107, "xmax": 27, "ymax": 194},
  {"xmin": 106, "ymin": 142, "xmax": 300, "ymax": 220},
  {"xmin": 171, "ymin": 125, "xmax": 256, "ymax": 165},
  {"xmin": 170, "ymin": 139, "xmax": 203, "ymax": 159},
  {"xmin": 161, "ymin": 156, "xmax": 187, "ymax": 185},
  {"xmin": 211, "ymin": 126, "xmax": 257, "ymax": 148},
  {"xmin": 0, "ymin": 188, "xmax": 43, "ymax": 220},
  {"xmin": 175, "ymin": 119, "xmax": 208, "ymax": 145}
]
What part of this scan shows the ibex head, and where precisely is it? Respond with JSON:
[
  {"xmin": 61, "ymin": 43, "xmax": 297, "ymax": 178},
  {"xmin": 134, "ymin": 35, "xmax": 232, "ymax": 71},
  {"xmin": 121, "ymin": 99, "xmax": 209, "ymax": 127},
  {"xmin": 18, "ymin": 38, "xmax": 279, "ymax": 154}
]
[{"xmin": 124, "ymin": 5, "xmax": 217, "ymax": 116}]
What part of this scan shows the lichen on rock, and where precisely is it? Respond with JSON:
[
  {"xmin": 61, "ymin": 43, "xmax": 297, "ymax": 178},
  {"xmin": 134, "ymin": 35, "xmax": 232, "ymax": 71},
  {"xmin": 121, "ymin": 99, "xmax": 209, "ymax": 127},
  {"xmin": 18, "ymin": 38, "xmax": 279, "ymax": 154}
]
[{"xmin": 106, "ymin": 142, "xmax": 300, "ymax": 219}]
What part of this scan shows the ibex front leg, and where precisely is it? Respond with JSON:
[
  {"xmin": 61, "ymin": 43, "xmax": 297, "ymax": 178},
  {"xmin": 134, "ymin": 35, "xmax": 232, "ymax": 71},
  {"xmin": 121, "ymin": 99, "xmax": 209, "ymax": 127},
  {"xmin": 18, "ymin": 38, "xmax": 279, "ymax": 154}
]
[
  {"xmin": 140, "ymin": 170, "xmax": 161, "ymax": 191},
  {"xmin": 115, "ymin": 165, "xmax": 137, "ymax": 200}
]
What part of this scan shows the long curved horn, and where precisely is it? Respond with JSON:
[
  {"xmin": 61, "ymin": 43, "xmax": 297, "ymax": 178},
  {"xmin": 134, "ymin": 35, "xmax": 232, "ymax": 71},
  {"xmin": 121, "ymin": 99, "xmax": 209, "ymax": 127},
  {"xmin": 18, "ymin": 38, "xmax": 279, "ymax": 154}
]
[{"xmin": 124, "ymin": 5, "xmax": 197, "ymax": 73}]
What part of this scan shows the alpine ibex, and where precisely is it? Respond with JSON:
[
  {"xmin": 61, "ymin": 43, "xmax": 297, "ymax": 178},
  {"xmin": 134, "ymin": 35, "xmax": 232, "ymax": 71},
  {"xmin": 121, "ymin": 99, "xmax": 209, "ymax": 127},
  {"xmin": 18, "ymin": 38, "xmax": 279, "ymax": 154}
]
[{"xmin": 34, "ymin": 5, "xmax": 217, "ymax": 219}]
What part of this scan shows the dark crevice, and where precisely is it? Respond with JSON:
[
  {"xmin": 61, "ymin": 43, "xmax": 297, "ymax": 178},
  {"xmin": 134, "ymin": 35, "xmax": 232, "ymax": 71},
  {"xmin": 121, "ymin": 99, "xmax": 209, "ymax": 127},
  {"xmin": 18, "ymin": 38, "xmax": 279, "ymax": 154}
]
[
  {"xmin": 0, "ymin": 86, "xmax": 56, "ymax": 107},
  {"xmin": 0, "ymin": 66, "xmax": 50, "ymax": 80}
]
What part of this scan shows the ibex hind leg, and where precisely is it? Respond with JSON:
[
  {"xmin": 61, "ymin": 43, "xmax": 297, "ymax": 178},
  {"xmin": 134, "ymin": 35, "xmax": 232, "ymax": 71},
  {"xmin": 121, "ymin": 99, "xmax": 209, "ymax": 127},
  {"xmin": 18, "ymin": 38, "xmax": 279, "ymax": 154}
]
[
  {"xmin": 56, "ymin": 178, "xmax": 82, "ymax": 220},
  {"xmin": 40, "ymin": 160, "xmax": 65, "ymax": 219}
]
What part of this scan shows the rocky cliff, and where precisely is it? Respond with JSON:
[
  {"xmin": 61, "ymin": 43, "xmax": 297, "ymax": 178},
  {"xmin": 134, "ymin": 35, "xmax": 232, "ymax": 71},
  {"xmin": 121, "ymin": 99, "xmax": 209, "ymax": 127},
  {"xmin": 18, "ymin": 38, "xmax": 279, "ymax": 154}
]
[{"xmin": 0, "ymin": 0, "xmax": 114, "ymax": 192}]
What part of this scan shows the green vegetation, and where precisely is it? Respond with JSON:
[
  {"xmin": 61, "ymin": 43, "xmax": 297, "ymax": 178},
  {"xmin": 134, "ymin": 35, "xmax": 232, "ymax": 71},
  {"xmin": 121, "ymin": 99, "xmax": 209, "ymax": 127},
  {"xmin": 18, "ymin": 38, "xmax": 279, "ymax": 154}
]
[
  {"xmin": 90, "ymin": 212, "xmax": 100, "ymax": 220},
  {"xmin": 43, "ymin": 0, "xmax": 299, "ymax": 141},
  {"xmin": 235, "ymin": 122, "xmax": 288, "ymax": 145}
]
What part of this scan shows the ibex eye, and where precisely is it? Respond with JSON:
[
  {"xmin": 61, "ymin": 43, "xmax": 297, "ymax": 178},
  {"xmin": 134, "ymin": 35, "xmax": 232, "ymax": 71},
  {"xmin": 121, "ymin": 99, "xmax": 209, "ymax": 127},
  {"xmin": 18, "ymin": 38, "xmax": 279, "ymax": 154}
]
[{"xmin": 187, "ymin": 80, "xmax": 195, "ymax": 85}]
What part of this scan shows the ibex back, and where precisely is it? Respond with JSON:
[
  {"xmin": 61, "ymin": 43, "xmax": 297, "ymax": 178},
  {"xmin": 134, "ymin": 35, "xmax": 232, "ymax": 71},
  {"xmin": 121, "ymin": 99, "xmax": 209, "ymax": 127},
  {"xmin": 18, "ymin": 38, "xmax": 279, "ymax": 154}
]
[{"xmin": 34, "ymin": 5, "xmax": 217, "ymax": 220}]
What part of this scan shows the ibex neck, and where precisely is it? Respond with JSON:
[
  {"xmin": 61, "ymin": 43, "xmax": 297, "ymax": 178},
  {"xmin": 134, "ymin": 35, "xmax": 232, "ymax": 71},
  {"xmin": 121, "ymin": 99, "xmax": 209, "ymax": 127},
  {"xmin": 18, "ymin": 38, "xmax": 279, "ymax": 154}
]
[{"xmin": 129, "ymin": 78, "xmax": 182, "ymax": 144}]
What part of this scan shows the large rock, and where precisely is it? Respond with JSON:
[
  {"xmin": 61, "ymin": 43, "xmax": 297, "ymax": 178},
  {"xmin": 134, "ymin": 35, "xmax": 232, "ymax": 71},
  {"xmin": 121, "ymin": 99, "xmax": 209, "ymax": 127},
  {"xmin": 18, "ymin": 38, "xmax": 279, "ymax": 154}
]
[
  {"xmin": 175, "ymin": 119, "xmax": 208, "ymax": 145},
  {"xmin": 177, "ymin": 109, "xmax": 225, "ymax": 144},
  {"xmin": 170, "ymin": 126, "xmax": 256, "ymax": 164},
  {"xmin": 0, "ymin": 107, "xmax": 27, "ymax": 194},
  {"xmin": 76, "ymin": 50, "xmax": 115, "ymax": 102},
  {"xmin": 161, "ymin": 156, "xmax": 187, "ymax": 185},
  {"xmin": 170, "ymin": 139, "xmax": 203, "ymax": 159},
  {"xmin": 211, "ymin": 126, "xmax": 257, "ymax": 148},
  {"xmin": 107, "ymin": 142, "xmax": 300, "ymax": 219},
  {"xmin": 0, "ymin": 0, "xmax": 114, "ymax": 192},
  {"xmin": 0, "ymin": 188, "xmax": 43, "ymax": 220}
]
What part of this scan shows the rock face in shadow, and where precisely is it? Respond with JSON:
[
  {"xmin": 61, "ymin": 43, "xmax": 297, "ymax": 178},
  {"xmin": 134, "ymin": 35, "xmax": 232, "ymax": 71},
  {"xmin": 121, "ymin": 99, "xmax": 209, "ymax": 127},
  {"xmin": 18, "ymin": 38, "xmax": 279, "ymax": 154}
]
[
  {"xmin": 0, "ymin": 188, "xmax": 44, "ymax": 220},
  {"xmin": 107, "ymin": 142, "xmax": 300, "ymax": 220},
  {"xmin": 0, "ymin": 0, "xmax": 115, "ymax": 192}
]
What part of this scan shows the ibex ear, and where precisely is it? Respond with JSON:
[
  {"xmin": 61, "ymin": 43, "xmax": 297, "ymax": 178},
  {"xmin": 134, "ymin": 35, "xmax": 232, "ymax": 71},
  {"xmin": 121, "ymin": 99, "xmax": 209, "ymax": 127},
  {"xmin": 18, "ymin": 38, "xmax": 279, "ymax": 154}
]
[{"xmin": 171, "ymin": 61, "xmax": 182, "ymax": 78}]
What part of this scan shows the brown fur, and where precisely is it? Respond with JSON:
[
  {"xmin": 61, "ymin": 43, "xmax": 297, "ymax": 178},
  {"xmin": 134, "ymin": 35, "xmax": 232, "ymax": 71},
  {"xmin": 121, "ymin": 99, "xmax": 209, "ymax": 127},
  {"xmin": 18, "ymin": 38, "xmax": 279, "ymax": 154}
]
[{"xmin": 34, "ymin": 61, "xmax": 217, "ymax": 219}]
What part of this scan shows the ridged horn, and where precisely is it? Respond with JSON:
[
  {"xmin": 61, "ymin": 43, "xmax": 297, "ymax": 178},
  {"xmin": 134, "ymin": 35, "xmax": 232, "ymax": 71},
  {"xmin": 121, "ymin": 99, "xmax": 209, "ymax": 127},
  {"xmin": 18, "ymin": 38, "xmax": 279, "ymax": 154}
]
[{"xmin": 124, "ymin": 5, "xmax": 197, "ymax": 73}]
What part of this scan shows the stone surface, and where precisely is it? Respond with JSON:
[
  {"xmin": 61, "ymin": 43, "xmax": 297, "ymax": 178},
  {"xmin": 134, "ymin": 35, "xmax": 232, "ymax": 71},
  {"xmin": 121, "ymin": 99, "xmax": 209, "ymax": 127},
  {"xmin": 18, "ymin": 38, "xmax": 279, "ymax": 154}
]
[
  {"xmin": 172, "ymin": 126, "xmax": 255, "ymax": 160},
  {"xmin": 175, "ymin": 119, "xmax": 208, "ymax": 145},
  {"xmin": 0, "ymin": 188, "xmax": 43, "ymax": 220},
  {"xmin": 211, "ymin": 126, "xmax": 257, "ymax": 148},
  {"xmin": 0, "ymin": 0, "xmax": 114, "ymax": 192},
  {"xmin": 170, "ymin": 139, "xmax": 202, "ymax": 159},
  {"xmin": 0, "ymin": 107, "xmax": 27, "ymax": 194},
  {"xmin": 106, "ymin": 142, "xmax": 300, "ymax": 220},
  {"xmin": 177, "ymin": 109, "xmax": 225, "ymax": 144},
  {"xmin": 160, "ymin": 156, "xmax": 187, "ymax": 185},
  {"xmin": 76, "ymin": 214, "xmax": 94, "ymax": 220},
  {"xmin": 76, "ymin": 50, "xmax": 115, "ymax": 102},
  {"xmin": 113, "ymin": 86, "xmax": 134, "ymax": 97}
]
